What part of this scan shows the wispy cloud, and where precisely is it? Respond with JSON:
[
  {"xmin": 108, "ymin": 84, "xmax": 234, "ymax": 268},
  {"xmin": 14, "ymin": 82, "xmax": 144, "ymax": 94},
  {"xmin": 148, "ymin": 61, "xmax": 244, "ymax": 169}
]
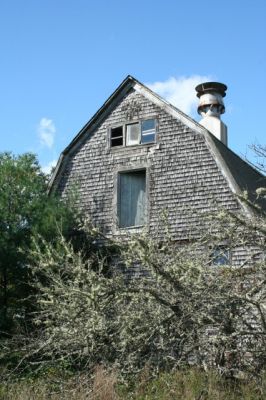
[
  {"xmin": 41, "ymin": 159, "xmax": 57, "ymax": 175},
  {"xmin": 146, "ymin": 75, "xmax": 212, "ymax": 117},
  {"xmin": 37, "ymin": 117, "xmax": 56, "ymax": 148}
]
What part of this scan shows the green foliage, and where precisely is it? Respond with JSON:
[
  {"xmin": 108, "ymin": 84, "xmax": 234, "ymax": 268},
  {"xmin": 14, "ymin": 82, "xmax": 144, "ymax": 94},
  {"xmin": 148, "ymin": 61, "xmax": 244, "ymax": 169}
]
[
  {"xmin": 0, "ymin": 152, "xmax": 76, "ymax": 335},
  {"xmin": 1, "ymin": 149, "xmax": 266, "ymax": 383}
]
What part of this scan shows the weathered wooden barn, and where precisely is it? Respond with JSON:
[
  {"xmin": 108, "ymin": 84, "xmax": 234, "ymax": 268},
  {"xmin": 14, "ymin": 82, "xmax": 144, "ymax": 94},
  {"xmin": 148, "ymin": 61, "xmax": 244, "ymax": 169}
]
[{"xmin": 49, "ymin": 76, "xmax": 266, "ymax": 265}]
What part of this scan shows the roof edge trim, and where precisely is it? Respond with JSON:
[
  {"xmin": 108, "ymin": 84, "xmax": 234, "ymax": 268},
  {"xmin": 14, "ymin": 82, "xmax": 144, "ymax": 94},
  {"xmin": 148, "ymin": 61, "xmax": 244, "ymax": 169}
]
[{"xmin": 48, "ymin": 75, "xmax": 136, "ymax": 192}]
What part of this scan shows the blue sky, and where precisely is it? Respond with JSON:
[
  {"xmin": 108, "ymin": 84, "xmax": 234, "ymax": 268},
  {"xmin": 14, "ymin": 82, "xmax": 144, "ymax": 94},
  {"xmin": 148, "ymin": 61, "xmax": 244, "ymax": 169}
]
[{"xmin": 1, "ymin": 0, "xmax": 265, "ymax": 172}]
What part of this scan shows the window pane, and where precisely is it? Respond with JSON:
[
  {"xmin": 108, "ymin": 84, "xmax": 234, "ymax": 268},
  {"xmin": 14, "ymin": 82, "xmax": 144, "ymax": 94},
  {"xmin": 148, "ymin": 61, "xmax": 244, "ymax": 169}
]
[
  {"xmin": 111, "ymin": 126, "xmax": 123, "ymax": 147},
  {"xmin": 111, "ymin": 137, "xmax": 123, "ymax": 146},
  {"xmin": 142, "ymin": 119, "xmax": 155, "ymax": 131},
  {"xmin": 111, "ymin": 126, "xmax": 123, "ymax": 138},
  {"xmin": 141, "ymin": 133, "xmax": 155, "ymax": 144},
  {"xmin": 119, "ymin": 170, "xmax": 146, "ymax": 227},
  {"xmin": 126, "ymin": 123, "xmax": 139, "ymax": 146},
  {"xmin": 212, "ymin": 247, "xmax": 230, "ymax": 266},
  {"xmin": 141, "ymin": 119, "xmax": 155, "ymax": 143}
]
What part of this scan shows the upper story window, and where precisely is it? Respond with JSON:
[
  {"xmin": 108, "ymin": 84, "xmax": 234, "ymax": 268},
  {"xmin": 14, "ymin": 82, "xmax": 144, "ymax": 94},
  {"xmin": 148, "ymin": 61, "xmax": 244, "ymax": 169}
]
[
  {"xmin": 110, "ymin": 126, "xmax": 123, "ymax": 147},
  {"xmin": 141, "ymin": 119, "xmax": 156, "ymax": 144},
  {"xmin": 126, "ymin": 123, "xmax": 139, "ymax": 145},
  {"xmin": 110, "ymin": 119, "xmax": 156, "ymax": 148},
  {"xmin": 117, "ymin": 169, "xmax": 146, "ymax": 228}
]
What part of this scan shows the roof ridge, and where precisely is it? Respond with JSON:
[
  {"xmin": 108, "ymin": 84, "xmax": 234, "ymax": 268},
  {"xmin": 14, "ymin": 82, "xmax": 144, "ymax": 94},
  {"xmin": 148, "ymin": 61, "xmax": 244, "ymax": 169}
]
[{"xmin": 48, "ymin": 75, "xmax": 265, "ymax": 202}]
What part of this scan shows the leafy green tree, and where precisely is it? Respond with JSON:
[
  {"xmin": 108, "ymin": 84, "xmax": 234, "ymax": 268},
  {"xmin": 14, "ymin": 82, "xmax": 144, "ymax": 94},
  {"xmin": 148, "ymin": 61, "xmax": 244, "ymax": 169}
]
[{"xmin": 0, "ymin": 152, "xmax": 76, "ymax": 334}]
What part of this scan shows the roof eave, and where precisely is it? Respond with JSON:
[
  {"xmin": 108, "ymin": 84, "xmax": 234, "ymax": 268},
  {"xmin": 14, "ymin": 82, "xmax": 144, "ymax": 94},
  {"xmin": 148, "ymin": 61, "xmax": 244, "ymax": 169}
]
[
  {"xmin": 48, "ymin": 75, "xmax": 137, "ymax": 192},
  {"xmin": 48, "ymin": 75, "xmax": 265, "ymax": 214}
]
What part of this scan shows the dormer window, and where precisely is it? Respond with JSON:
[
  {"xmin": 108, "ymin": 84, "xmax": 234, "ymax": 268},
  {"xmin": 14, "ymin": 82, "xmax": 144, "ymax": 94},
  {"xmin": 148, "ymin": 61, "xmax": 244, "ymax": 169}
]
[{"xmin": 110, "ymin": 119, "xmax": 156, "ymax": 148}]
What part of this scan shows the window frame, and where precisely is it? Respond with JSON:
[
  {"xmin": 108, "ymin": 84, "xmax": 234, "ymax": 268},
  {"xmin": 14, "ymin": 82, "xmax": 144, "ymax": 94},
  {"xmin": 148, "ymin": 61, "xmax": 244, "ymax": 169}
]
[
  {"xmin": 113, "ymin": 165, "xmax": 150, "ymax": 232},
  {"xmin": 210, "ymin": 245, "xmax": 231, "ymax": 266},
  {"xmin": 126, "ymin": 122, "xmax": 140, "ymax": 146},
  {"xmin": 140, "ymin": 119, "xmax": 157, "ymax": 144},
  {"xmin": 108, "ymin": 117, "xmax": 157, "ymax": 149},
  {"xmin": 109, "ymin": 125, "xmax": 124, "ymax": 147}
]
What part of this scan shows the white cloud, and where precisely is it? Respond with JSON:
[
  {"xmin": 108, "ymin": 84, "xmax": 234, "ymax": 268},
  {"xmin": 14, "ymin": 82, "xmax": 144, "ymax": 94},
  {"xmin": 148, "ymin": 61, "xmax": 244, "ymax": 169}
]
[
  {"xmin": 146, "ymin": 75, "xmax": 212, "ymax": 117},
  {"xmin": 41, "ymin": 159, "xmax": 57, "ymax": 175},
  {"xmin": 38, "ymin": 117, "xmax": 56, "ymax": 148}
]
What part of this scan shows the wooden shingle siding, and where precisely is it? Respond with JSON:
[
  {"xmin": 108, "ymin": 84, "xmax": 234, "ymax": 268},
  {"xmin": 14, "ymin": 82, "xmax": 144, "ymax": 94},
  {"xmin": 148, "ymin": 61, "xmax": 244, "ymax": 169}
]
[{"xmin": 57, "ymin": 89, "xmax": 240, "ymax": 241}]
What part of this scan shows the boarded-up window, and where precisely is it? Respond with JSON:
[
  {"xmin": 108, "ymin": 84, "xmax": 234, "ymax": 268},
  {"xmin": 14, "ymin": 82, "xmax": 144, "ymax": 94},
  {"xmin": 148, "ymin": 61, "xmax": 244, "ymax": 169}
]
[{"xmin": 118, "ymin": 170, "xmax": 146, "ymax": 227}]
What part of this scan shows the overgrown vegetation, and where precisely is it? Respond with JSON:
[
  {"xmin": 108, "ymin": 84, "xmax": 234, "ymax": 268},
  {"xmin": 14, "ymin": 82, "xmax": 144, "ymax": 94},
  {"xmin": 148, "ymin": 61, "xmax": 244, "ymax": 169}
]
[
  {"xmin": 1, "ymin": 367, "xmax": 265, "ymax": 399},
  {"xmin": 0, "ymin": 152, "xmax": 78, "ymax": 335},
  {"xmin": 1, "ymin": 206, "xmax": 265, "ymax": 380},
  {"xmin": 0, "ymin": 150, "xmax": 265, "ymax": 397}
]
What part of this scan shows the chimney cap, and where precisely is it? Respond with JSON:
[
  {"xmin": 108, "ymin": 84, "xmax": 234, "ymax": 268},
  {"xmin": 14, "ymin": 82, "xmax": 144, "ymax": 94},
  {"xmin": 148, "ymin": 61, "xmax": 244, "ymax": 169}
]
[{"xmin": 195, "ymin": 82, "xmax": 227, "ymax": 98}]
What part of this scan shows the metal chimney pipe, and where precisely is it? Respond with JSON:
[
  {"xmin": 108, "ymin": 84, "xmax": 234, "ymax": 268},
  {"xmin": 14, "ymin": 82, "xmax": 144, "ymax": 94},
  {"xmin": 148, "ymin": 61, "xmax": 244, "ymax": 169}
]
[{"xmin": 195, "ymin": 82, "xmax": 228, "ymax": 145}]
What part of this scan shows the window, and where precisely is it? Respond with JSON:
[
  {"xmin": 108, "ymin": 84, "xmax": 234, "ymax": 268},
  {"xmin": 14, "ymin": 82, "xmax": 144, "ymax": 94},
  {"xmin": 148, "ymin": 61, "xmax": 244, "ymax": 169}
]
[
  {"xmin": 110, "ymin": 119, "xmax": 156, "ymax": 147},
  {"xmin": 126, "ymin": 119, "xmax": 156, "ymax": 146},
  {"xmin": 110, "ymin": 126, "xmax": 123, "ymax": 147},
  {"xmin": 118, "ymin": 170, "xmax": 146, "ymax": 228},
  {"xmin": 211, "ymin": 246, "xmax": 230, "ymax": 266},
  {"xmin": 141, "ymin": 119, "xmax": 156, "ymax": 144},
  {"xmin": 126, "ymin": 123, "xmax": 139, "ymax": 146}
]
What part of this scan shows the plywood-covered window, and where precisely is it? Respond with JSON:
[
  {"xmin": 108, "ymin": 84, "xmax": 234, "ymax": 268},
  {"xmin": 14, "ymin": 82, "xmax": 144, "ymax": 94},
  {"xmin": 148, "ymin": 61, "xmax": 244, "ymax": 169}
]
[{"xmin": 118, "ymin": 170, "xmax": 146, "ymax": 228}]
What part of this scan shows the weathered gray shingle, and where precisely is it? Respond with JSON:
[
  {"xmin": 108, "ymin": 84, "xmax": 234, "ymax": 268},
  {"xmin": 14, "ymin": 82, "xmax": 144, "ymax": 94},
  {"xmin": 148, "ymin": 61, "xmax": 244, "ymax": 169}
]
[{"xmin": 49, "ymin": 76, "xmax": 265, "ymax": 264}]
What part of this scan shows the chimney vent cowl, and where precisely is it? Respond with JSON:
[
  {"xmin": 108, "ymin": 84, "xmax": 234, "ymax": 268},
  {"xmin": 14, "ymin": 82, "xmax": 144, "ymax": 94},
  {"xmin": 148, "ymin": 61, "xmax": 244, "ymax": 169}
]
[
  {"xmin": 195, "ymin": 81, "xmax": 228, "ymax": 146},
  {"xmin": 195, "ymin": 82, "xmax": 227, "ymax": 118}
]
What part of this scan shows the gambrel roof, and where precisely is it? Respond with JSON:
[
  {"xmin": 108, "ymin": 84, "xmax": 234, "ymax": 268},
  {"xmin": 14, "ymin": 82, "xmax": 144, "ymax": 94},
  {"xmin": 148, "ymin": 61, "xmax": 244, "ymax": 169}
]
[{"xmin": 49, "ymin": 75, "xmax": 266, "ymax": 211}]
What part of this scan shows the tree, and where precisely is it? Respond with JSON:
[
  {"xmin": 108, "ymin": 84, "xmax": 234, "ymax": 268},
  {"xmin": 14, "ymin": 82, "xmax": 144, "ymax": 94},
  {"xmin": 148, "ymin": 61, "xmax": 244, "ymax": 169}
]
[
  {"xmin": 0, "ymin": 152, "xmax": 76, "ymax": 334},
  {"xmin": 249, "ymin": 144, "xmax": 266, "ymax": 174},
  {"xmin": 2, "ymin": 147, "xmax": 265, "ymax": 379},
  {"xmin": 16, "ymin": 204, "xmax": 265, "ymax": 378}
]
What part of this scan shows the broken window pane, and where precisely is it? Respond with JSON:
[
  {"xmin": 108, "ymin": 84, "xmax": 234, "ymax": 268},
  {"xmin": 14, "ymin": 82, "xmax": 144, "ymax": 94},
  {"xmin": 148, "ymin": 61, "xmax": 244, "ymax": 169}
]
[
  {"xmin": 110, "ymin": 119, "xmax": 156, "ymax": 147},
  {"xmin": 110, "ymin": 126, "xmax": 123, "ymax": 147}
]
